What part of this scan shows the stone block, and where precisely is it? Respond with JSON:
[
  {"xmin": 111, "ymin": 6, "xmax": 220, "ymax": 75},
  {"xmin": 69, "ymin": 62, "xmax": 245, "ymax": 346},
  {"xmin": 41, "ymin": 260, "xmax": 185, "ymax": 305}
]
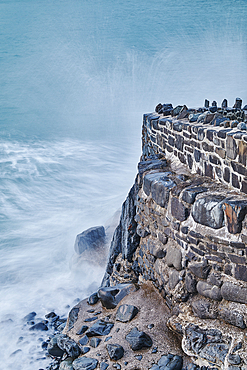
[
  {"xmin": 223, "ymin": 166, "xmax": 230, "ymax": 182},
  {"xmin": 147, "ymin": 239, "xmax": 166, "ymax": 258},
  {"xmin": 171, "ymin": 197, "xmax": 189, "ymax": 221},
  {"xmin": 197, "ymin": 281, "xmax": 222, "ymax": 301},
  {"xmin": 192, "ymin": 195, "xmax": 225, "ymax": 229},
  {"xmin": 151, "ymin": 178, "xmax": 175, "ymax": 208},
  {"xmin": 232, "ymin": 173, "xmax": 240, "ymax": 189},
  {"xmin": 235, "ymin": 264, "xmax": 247, "ymax": 282},
  {"xmin": 143, "ymin": 171, "xmax": 173, "ymax": 197},
  {"xmin": 221, "ymin": 282, "xmax": 247, "ymax": 304},
  {"xmin": 166, "ymin": 245, "xmax": 182, "ymax": 271},
  {"xmin": 191, "ymin": 299, "xmax": 217, "ymax": 319},
  {"xmin": 226, "ymin": 135, "xmax": 237, "ymax": 159},
  {"xmin": 223, "ymin": 199, "xmax": 247, "ymax": 234},
  {"xmin": 185, "ymin": 273, "xmax": 197, "ymax": 293},
  {"xmin": 204, "ymin": 162, "xmax": 213, "ymax": 178},
  {"xmin": 238, "ymin": 140, "xmax": 247, "ymax": 165},
  {"xmin": 189, "ymin": 260, "xmax": 211, "ymax": 279},
  {"xmin": 182, "ymin": 187, "xmax": 208, "ymax": 204},
  {"xmin": 218, "ymin": 305, "xmax": 245, "ymax": 329}
]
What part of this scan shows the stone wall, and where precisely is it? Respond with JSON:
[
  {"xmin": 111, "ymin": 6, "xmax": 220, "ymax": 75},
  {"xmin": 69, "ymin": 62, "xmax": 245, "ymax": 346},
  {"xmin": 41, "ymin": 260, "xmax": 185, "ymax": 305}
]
[
  {"xmin": 142, "ymin": 110, "xmax": 247, "ymax": 193},
  {"xmin": 103, "ymin": 107, "xmax": 247, "ymax": 369}
]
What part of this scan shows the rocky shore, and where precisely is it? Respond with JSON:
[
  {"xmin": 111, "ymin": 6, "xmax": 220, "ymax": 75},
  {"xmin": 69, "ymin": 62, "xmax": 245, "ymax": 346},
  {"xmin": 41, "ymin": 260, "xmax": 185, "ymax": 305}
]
[{"xmin": 16, "ymin": 98, "xmax": 247, "ymax": 370}]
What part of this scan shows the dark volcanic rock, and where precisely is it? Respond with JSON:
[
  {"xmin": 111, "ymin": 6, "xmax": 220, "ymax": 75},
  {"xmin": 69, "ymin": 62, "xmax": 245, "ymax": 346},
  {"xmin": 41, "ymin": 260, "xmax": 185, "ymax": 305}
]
[
  {"xmin": 171, "ymin": 197, "xmax": 189, "ymax": 221},
  {"xmin": 68, "ymin": 307, "xmax": 79, "ymax": 330},
  {"xmin": 23, "ymin": 311, "xmax": 36, "ymax": 323},
  {"xmin": 74, "ymin": 226, "xmax": 105, "ymax": 254},
  {"xmin": 85, "ymin": 319, "xmax": 114, "ymax": 337},
  {"xmin": 79, "ymin": 335, "xmax": 89, "ymax": 346},
  {"xmin": 150, "ymin": 354, "xmax": 183, "ymax": 370},
  {"xmin": 72, "ymin": 357, "xmax": 98, "ymax": 370},
  {"xmin": 192, "ymin": 195, "xmax": 225, "ymax": 229},
  {"xmin": 57, "ymin": 334, "xmax": 81, "ymax": 358},
  {"xmin": 185, "ymin": 273, "xmax": 197, "ymax": 293},
  {"xmin": 125, "ymin": 327, "xmax": 152, "ymax": 350},
  {"xmin": 106, "ymin": 344, "xmax": 124, "ymax": 360},
  {"xmin": 116, "ymin": 304, "xmax": 138, "ymax": 323},
  {"xmin": 151, "ymin": 177, "xmax": 176, "ymax": 208},
  {"xmin": 29, "ymin": 322, "xmax": 48, "ymax": 331},
  {"xmin": 47, "ymin": 336, "xmax": 65, "ymax": 357},
  {"xmin": 76, "ymin": 325, "xmax": 88, "ymax": 335},
  {"xmin": 223, "ymin": 199, "xmax": 247, "ymax": 234},
  {"xmin": 97, "ymin": 283, "xmax": 137, "ymax": 309},
  {"xmin": 87, "ymin": 292, "xmax": 99, "ymax": 305},
  {"xmin": 147, "ymin": 239, "xmax": 166, "ymax": 258},
  {"xmin": 182, "ymin": 187, "xmax": 208, "ymax": 204},
  {"xmin": 90, "ymin": 338, "xmax": 101, "ymax": 348}
]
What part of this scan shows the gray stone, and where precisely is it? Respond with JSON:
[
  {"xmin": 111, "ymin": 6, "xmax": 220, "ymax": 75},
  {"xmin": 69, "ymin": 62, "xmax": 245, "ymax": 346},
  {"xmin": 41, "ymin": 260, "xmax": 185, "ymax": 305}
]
[
  {"xmin": 79, "ymin": 335, "xmax": 89, "ymax": 346},
  {"xmin": 143, "ymin": 172, "xmax": 173, "ymax": 197},
  {"xmin": 22, "ymin": 312, "xmax": 36, "ymax": 323},
  {"xmin": 170, "ymin": 197, "xmax": 189, "ymax": 221},
  {"xmin": 166, "ymin": 246, "xmax": 182, "ymax": 271},
  {"xmin": 199, "ymin": 343, "xmax": 229, "ymax": 363},
  {"xmin": 221, "ymin": 282, "xmax": 247, "ymax": 304},
  {"xmin": 182, "ymin": 187, "xmax": 208, "ymax": 204},
  {"xmin": 207, "ymin": 271, "xmax": 222, "ymax": 287},
  {"xmin": 125, "ymin": 327, "xmax": 152, "ymax": 350},
  {"xmin": 100, "ymin": 363, "xmax": 109, "ymax": 370},
  {"xmin": 185, "ymin": 273, "xmax": 197, "ymax": 293},
  {"xmin": 197, "ymin": 281, "xmax": 222, "ymax": 301},
  {"xmin": 218, "ymin": 305, "xmax": 245, "ymax": 329},
  {"xmin": 151, "ymin": 177, "xmax": 175, "ymax": 208},
  {"xmin": 169, "ymin": 270, "xmax": 180, "ymax": 290},
  {"xmin": 97, "ymin": 283, "xmax": 137, "ymax": 309},
  {"xmin": 147, "ymin": 240, "xmax": 166, "ymax": 258},
  {"xmin": 189, "ymin": 113, "xmax": 201, "ymax": 122},
  {"xmin": 59, "ymin": 357, "xmax": 73, "ymax": 370},
  {"xmin": 74, "ymin": 226, "xmax": 105, "ymax": 254},
  {"xmin": 47, "ymin": 336, "xmax": 65, "ymax": 357},
  {"xmin": 72, "ymin": 357, "xmax": 98, "ymax": 370},
  {"xmin": 226, "ymin": 135, "xmax": 237, "ymax": 159},
  {"xmin": 191, "ymin": 299, "xmax": 217, "ymax": 319},
  {"xmin": 189, "ymin": 260, "xmax": 211, "ymax": 279},
  {"xmin": 57, "ymin": 334, "xmax": 81, "ymax": 358},
  {"xmin": 81, "ymin": 346, "xmax": 90, "ymax": 354},
  {"xmin": 116, "ymin": 304, "xmax": 138, "ymax": 323},
  {"xmin": 90, "ymin": 338, "xmax": 101, "ymax": 348},
  {"xmin": 29, "ymin": 322, "xmax": 48, "ymax": 331},
  {"xmin": 192, "ymin": 195, "xmax": 225, "ymax": 229},
  {"xmin": 228, "ymin": 354, "xmax": 241, "ymax": 365},
  {"xmin": 85, "ymin": 319, "xmax": 114, "ymax": 337},
  {"xmin": 106, "ymin": 344, "xmax": 124, "ymax": 360}
]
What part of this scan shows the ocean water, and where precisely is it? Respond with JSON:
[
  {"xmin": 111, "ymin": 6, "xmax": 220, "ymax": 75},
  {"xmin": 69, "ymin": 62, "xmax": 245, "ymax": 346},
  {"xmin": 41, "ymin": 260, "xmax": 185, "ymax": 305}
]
[{"xmin": 0, "ymin": 0, "xmax": 247, "ymax": 368}]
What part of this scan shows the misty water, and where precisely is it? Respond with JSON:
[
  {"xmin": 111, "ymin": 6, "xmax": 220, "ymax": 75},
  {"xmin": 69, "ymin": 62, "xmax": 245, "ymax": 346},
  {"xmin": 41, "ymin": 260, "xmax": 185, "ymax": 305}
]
[{"xmin": 0, "ymin": 0, "xmax": 247, "ymax": 368}]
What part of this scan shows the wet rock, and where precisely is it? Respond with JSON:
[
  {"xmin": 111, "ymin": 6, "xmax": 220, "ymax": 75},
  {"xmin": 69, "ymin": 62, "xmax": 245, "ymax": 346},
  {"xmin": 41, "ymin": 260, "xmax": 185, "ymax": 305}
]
[
  {"xmin": 125, "ymin": 327, "xmax": 152, "ymax": 350},
  {"xmin": 23, "ymin": 311, "xmax": 36, "ymax": 322},
  {"xmin": 76, "ymin": 325, "xmax": 88, "ymax": 335},
  {"xmin": 147, "ymin": 239, "xmax": 166, "ymax": 258},
  {"xmin": 185, "ymin": 273, "xmax": 197, "ymax": 293},
  {"xmin": 221, "ymin": 282, "xmax": 247, "ymax": 304},
  {"xmin": 116, "ymin": 304, "xmax": 138, "ymax": 323},
  {"xmin": 171, "ymin": 197, "xmax": 189, "ymax": 221},
  {"xmin": 79, "ymin": 335, "xmax": 89, "ymax": 346},
  {"xmin": 223, "ymin": 199, "xmax": 247, "ymax": 234},
  {"xmin": 197, "ymin": 281, "xmax": 222, "ymax": 301},
  {"xmin": 182, "ymin": 187, "xmax": 208, "ymax": 204},
  {"xmin": 47, "ymin": 337, "xmax": 65, "ymax": 357},
  {"xmin": 72, "ymin": 357, "xmax": 98, "ymax": 370},
  {"xmin": 90, "ymin": 338, "xmax": 101, "ymax": 348},
  {"xmin": 67, "ymin": 307, "xmax": 79, "ymax": 330},
  {"xmin": 192, "ymin": 195, "xmax": 225, "ymax": 229},
  {"xmin": 97, "ymin": 283, "xmax": 137, "ymax": 309},
  {"xmin": 218, "ymin": 305, "xmax": 246, "ymax": 329},
  {"xmin": 29, "ymin": 322, "xmax": 48, "ymax": 331},
  {"xmin": 74, "ymin": 226, "xmax": 105, "ymax": 254},
  {"xmin": 106, "ymin": 344, "xmax": 124, "ymax": 360},
  {"xmin": 59, "ymin": 357, "xmax": 73, "ymax": 370},
  {"xmin": 189, "ymin": 260, "xmax": 211, "ymax": 279},
  {"xmin": 87, "ymin": 292, "xmax": 99, "ymax": 305},
  {"xmin": 191, "ymin": 299, "xmax": 217, "ymax": 319},
  {"xmin": 166, "ymin": 246, "xmax": 182, "ymax": 271},
  {"xmin": 237, "ymin": 122, "xmax": 247, "ymax": 130},
  {"xmin": 85, "ymin": 319, "xmax": 114, "ymax": 337},
  {"xmin": 57, "ymin": 334, "xmax": 81, "ymax": 358}
]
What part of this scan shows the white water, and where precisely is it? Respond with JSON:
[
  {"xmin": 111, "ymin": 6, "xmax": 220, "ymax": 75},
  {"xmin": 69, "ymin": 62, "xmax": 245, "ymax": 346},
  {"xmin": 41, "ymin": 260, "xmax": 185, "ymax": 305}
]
[{"xmin": 0, "ymin": 0, "xmax": 247, "ymax": 368}]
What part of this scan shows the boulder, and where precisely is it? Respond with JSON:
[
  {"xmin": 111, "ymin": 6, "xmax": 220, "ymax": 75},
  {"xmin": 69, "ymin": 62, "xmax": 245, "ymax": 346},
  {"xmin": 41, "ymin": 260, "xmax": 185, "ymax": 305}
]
[
  {"xmin": 185, "ymin": 273, "xmax": 197, "ymax": 293},
  {"xmin": 72, "ymin": 357, "xmax": 98, "ymax": 370},
  {"xmin": 125, "ymin": 327, "xmax": 152, "ymax": 350},
  {"xmin": 74, "ymin": 226, "xmax": 105, "ymax": 255},
  {"xmin": 57, "ymin": 334, "xmax": 81, "ymax": 358},
  {"xmin": 106, "ymin": 344, "xmax": 124, "ymax": 360},
  {"xmin": 116, "ymin": 304, "xmax": 138, "ymax": 323},
  {"xmin": 192, "ymin": 195, "xmax": 225, "ymax": 229},
  {"xmin": 97, "ymin": 283, "xmax": 137, "ymax": 309},
  {"xmin": 29, "ymin": 322, "xmax": 48, "ymax": 331},
  {"xmin": 47, "ymin": 336, "xmax": 65, "ymax": 357}
]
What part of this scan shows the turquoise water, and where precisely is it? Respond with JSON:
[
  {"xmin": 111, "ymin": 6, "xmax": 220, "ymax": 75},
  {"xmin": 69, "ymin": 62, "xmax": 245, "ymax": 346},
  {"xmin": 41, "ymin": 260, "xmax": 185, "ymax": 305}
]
[{"xmin": 0, "ymin": 0, "xmax": 247, "ymax": 368}]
